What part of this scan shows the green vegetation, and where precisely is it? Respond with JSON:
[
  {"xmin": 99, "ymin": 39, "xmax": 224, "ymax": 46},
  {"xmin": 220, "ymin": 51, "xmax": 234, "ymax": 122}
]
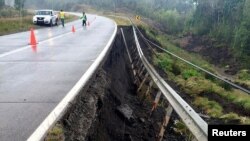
[
  {"xmin": 182, "ymin": 69, "xmax": 201, "ymax": 80},
  {"xmin": 105, "ymin": 16, "xmax": 131, "ymax": 26},
  {"xmin": 220, "ymin": 113, "xmax": 250, "ymax": 124},
  {"xmin": 141, "ymin": 26, "xmax": 214, "ymax": 72},
  {"xmin": 236, "ymin": 70, "xmax": 250, "ymax": 89},
  {"xmin": 237, "ymin": 70, "xmax": 250, "ymax": 81},
  {"xmin": 154, "ymin": 51, "xmax": 250, "ymax": 118},
  {"xmin": 190, "ymin": 0, "xmax": 250, "ymax": 68},
  {"xmin": 194, "ymin": 97, "xmax": 223, "ymax": 117},
  {"xmin": 0, "ymin": 16, "xmax": 35, "ymax": 35},
  {"xmin": 45, "ymin": 123, "xmax": 64, "ymax": 141},
  {"xmin": 143, "ymin": 25, "xmax": 250, "ymax": 124},
  {"xmin": 26, "ymin": 0, "xmax": 250, "ymax": 68},
  {"xmin": 0, "ymin": 7, "xmax": 35, "ymax": 35},
  {"xmin": 0, "ymin": 7, "xmax": 78, "ymax": 35},
  {"xmin": 173, "ymin": 120, "xmax": 194, "ymax": 141}
]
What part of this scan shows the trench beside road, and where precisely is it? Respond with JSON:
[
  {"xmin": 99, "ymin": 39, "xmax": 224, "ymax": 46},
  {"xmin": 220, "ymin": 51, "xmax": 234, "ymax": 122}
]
[
  {"xmin": 49, "ymin": 26, "xmax": 184, "ymax": 141},
  {"xmin": 0, "ymin": 14, "xmax": 116, "ymax": 141}
]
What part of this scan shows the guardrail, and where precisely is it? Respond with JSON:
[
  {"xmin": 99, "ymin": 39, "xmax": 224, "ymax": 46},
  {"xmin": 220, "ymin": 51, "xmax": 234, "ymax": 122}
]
[
  {"xmin": 130, "ymin": 26, "xmax": 208, "ymax": 141},
  {"xmin": 108, "ymin": 14, "xmax": 249, "ymax": 94},
  {"xmin": 133, "ymin": 25, "xmax": 250, "ymax": 95},
  {"xmin": 27, "ymin": 15, "xmax": 117, "ymax": 141}
]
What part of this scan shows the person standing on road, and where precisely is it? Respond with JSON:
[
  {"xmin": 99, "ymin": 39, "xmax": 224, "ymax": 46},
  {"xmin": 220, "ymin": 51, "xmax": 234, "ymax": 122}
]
[
  {"xmin": 80, "ymin": 12, "xmax": 87, "ymax": 27},
  {"xmin": 59, "ymin": 10, "xmax": 65, "ymax": 27}
]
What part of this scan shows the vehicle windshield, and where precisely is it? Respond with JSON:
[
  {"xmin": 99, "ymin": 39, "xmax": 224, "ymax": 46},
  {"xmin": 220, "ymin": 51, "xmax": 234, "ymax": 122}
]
[{"xmin": 36, "ymin": 11, "xmax": 52, "ymax": 15}]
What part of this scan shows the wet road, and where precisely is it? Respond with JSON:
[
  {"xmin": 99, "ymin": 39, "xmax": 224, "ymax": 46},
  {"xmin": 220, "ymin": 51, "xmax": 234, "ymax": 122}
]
[{"xmin": 0, "ymin": 13, "xmax": 116, "ymax": 141}]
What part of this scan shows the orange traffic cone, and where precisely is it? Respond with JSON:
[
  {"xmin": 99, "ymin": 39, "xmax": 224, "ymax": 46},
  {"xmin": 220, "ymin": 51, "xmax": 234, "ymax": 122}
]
[
  {"xmin": 30, "ymin": 28, "xmax": 37, "ymax": 45},
  {"xmin": 72, "ymin": 25, "xmax": 75, "ymax": 33},
  {"xmin": 30, "ymin": 28, "xmax": 37, "ymax": 52}
]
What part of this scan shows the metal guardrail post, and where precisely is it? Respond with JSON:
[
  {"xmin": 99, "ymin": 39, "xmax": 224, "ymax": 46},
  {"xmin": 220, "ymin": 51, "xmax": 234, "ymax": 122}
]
[
  {"xmin": 157, "ymin": 105, "xmax": 173, "ymax": 141},
  {"xmin": 132, "ymin": 26, "xmax": 208, "ymax": 141},
  {"xmin": 134, "ymin": 25, "xmax": 250, "ymax": 95}
]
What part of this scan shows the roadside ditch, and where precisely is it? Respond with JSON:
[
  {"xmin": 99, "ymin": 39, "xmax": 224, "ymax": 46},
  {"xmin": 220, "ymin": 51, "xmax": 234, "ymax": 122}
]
[{"xmin": 45, "ymin": 26, "xmax": 185, "ymax": 141}]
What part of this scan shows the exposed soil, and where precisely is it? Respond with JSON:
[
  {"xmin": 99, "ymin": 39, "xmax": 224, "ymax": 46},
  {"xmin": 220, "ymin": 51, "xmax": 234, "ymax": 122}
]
[
  {"xmin": 176, "ymin": 35, "xmax": 240, "ymax": 75},
  {"xmin": 58, "ymin": 26, "xmax": 186, "ymax": 141},
  {"xmin": 201, "ymin": 92, "xmax": 250, "ymax": 117},
  {"xmin": 136, "ymin": 27, "xmax": 250, "ymax": 124},
  {"xmin": 61, "ymin": 69, "xmax": 108, "ymax": 141}
]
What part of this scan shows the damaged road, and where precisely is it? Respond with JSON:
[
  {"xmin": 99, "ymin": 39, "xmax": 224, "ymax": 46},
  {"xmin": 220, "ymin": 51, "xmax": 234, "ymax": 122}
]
[{"xmin": 46, "ymin": 26, "xmax": 185, "ymax": 141}]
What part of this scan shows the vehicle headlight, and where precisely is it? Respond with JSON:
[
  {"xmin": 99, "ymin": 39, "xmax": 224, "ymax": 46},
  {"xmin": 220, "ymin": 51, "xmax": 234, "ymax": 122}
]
[{"xmin": 33, "ymin": 17, "xmax": 36, "ymax": 21}]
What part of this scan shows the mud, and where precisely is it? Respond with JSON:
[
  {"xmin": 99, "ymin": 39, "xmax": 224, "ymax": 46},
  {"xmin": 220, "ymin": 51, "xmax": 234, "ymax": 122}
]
[
  {"xmin": 177, "ymin": 35, "xmax": 239, "ymax": 74},
  {"xmin": 59, "ymin": 26, "xmax": 186, "ymax": 141}
]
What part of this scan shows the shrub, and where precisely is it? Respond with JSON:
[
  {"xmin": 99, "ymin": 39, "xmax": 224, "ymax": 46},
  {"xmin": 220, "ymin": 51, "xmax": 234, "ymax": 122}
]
[
  {"xmin": 172, "ymin": 61, "xmax": 182, "ymax": 75},
  {"xmin": 218, "ymin": 81, "xmax": 233, "ymax": 91},
  {"xmin": 194, "ymin": 97, "xmax": 223, "ymax": 118},
  {"xmin": 220, "ymin": 113, "xmax": 241, "ymax": 124},
  {"xmin": 155, "ymin": 54, "xmax": 173, "ymax": 72},
  {"xmin": 237, "ymin": 69, "xmax": 250, "ymax": 81},
  {"xmin": 182, "ymin": 69, "xmax": 200, "ymax": 80}
]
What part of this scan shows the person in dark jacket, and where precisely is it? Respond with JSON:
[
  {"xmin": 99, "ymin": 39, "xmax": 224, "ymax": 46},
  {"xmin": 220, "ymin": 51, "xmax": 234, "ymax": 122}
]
[{"xmin": 80, "ymin": 12, "xmax": 87, "ymax": 27}]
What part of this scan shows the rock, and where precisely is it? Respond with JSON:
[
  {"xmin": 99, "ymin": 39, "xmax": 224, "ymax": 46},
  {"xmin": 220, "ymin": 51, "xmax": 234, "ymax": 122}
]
[
  {"xmin": 139, "ymin": 117, "xmax": 145, "ymax": 123},
  {"xmin": 116, "ymin": 104, "xmax": 133, "ymax": 121}
]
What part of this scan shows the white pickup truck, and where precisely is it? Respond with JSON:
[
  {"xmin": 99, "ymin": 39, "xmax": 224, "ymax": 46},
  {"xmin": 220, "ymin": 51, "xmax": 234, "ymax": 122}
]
[{"xmin": 33, "ymin": 10, "xmax": 58, "ymax": 26}]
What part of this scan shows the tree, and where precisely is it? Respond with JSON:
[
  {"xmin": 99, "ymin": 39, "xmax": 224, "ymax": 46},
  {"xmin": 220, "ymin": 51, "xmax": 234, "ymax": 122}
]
[
  {"xmin": 0, "ymin": 0, "xmax": 4, "ymax": 8},
  {"xmin": 15, "ymin": 0, "xmax": 25, "ymax": 10},
  {"xmin": 234, "ymin": 0, "xmax": 250, "ymax": 57}
]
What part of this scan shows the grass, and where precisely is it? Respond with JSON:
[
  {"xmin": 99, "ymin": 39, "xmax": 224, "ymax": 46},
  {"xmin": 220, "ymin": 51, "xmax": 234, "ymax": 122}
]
[
  {"xmin": 64, "ymin": 13, "xmax": 79, "ymax": 23},
  {"xmin": 105, "ymin": 16, "xmax": 131, "ymax": 26},
  {"xmin": 182, "ymin": 69, "xmax": 201, "ymax": 80},
  {"xmin": 143, "ymin": 25, "xmax": 250, "ymax": 124},
  {"xmin": 173, "ymin": 120, "xmax": 194, "ymax": 141},
  {"xmin": 0, "ymin": 13, "xmax": 78, "ymax": 36},
  {"xmin": 45, "ymin": 123, "xmax": 64, "ymax": 141},
  {"xmin": 140, "ymin": 25, "xmax": 224, "ymax": 82},
  {"xmin": 0, "ymin": 16, "xmax": 37, "ymax": 35},
  {"xmin": 235, "ymin": 69, "xmax": 250, "ymax": 89},
  {"xmin": 194, "ymin": 97, "xmax": 223, "ymax": 117},
  {"xmin": 220, "ymin": 113, "xmax": 250, "ymax": 124},
  {"xmin": 237, "ymin": 69, "xmax": 250, "ymax": 81}
]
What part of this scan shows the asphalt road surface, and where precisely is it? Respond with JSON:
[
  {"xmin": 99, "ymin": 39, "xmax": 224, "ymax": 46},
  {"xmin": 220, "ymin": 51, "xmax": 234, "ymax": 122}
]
[{"xmin": 0, "ymin": 13, "xmax": 116, "ymax": 141}]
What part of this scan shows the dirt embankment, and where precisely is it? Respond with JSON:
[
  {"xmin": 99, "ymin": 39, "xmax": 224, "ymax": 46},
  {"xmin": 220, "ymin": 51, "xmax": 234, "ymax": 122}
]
[
  {"xmin": 176, "ymin": 35, "xmax": 239, "ymax": 74},
  {"xmin": 58, "ymin": 26, "xmax": 185, "ymax": 141}
]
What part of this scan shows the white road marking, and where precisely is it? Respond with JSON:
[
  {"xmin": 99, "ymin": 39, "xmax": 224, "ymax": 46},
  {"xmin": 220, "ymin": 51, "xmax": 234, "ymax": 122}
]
[{"xmin": 0, "ymin": 25, "xmax": 81, "ymax": 58}]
